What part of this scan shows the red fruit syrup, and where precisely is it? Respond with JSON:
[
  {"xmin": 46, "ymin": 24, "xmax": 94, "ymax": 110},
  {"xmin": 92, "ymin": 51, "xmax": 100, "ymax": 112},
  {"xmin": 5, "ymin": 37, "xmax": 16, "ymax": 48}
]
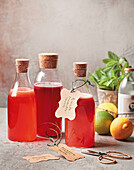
[{"xmin": 34, "ymin": 82, "xmax": 62, "ymax": 137}]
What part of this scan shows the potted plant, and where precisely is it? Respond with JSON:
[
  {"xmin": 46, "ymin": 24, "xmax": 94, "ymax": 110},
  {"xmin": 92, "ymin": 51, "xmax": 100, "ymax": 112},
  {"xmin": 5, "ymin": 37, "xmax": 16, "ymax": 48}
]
[{"xmin": 88, "ymin": 51, "xmax": 131, "ymax": 106}]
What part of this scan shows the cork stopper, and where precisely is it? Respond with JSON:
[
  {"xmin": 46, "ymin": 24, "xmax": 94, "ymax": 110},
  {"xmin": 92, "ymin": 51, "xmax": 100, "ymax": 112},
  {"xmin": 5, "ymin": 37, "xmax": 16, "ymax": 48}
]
[
  {"xmin": 124, "ymin": 68, "xmax": 134, "ymax": 72},
  {"xmin": 39, "ymin": 53, "xmax": 58, "ymax": 69},
  {"xmin": 73, "ymin": 62, "xmax": 87, "ymax": 77},
  {"xmin": 16, "ymin": 59, "xmax": 29, "ymax": 73}
]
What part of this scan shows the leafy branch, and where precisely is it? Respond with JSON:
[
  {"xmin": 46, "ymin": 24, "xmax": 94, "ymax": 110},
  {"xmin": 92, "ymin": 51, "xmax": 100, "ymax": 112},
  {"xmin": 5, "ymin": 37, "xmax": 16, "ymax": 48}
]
[{"xmin": 88, "ymin": 51, "xmax": 131, "ymax": 91}]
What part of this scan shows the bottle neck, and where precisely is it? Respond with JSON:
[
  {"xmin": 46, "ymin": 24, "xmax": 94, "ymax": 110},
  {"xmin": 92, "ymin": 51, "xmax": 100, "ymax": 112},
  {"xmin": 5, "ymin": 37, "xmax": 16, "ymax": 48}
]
[
  {"xmin": 73, "ymin": 76, "xmax": 90, "ymax": 93},
  {"xmin": 126, "ymin": 71, "xmax": 134, "ymax": 82},
  {"xmin": 74, "ymin": 76, "xmax": 86, "ymax": 80},
  {"xmin": 40, "ymin": 68, "xmax": 57, "ymax": 72},
  {"xmin": 12, "ymin": 71, "xmax": 32, "ymax": 89}
]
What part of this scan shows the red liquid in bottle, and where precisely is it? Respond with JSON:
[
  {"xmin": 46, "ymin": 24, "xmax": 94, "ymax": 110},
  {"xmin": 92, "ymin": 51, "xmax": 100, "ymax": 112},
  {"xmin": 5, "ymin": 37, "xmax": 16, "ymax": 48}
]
[
  {"xmin": 65, "ymin": 93, "xmax": 95, "ymax": 148},
  {"xmin": 34, "ymin": 82, "xmax": 62, "ymax": 137},
  {"xmin": 8, "ymin": 88, "xmax": 37, "ymax": 142}
]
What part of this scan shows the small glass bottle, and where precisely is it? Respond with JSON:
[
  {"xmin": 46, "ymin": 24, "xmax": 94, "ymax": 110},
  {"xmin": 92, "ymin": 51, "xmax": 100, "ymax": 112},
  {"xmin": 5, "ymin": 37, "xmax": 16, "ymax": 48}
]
[
  {"xmin": 65, "ymin": 62, "xmax": 95, "ymax": 148},
  {"xmin": 34, "ymin": 53, "xmax": 62, "ymax": 137},
  {"xmin": 8, "ymin": 59, "xmax": 37, "ymax": 142},
  {"xmin": 118, "ymin": 68, "xmax": 134, "ymax": 125}
]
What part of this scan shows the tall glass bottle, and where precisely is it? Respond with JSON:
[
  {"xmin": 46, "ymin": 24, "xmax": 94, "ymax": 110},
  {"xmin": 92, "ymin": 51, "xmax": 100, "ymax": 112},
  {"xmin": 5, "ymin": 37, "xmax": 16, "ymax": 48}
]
[
  {"xmin": 65, "ymin": 62, "xmax": 95, "ymax": 148},
  {"xmin": 118, "ymin": 68, "xmax": 134, "ymax": 125},
  {"xmin": 8, "ymin": 59, "xmax": 37, "ymax": 142},
  {"xmin": 34, "ymin": 53, "xmax": 62, "ymax": 137}
]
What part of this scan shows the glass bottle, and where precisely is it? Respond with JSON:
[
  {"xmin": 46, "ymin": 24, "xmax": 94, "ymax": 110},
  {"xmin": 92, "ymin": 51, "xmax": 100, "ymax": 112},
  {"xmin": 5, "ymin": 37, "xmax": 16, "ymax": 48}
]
[
  {"xmin": 34, "ymin": 53, "xmax": 62, "ymax": 137},
  {"xmin": 65, "ymin": 62, "xmax": 95, "ymax": 148},
  {"xmin": 8, "ymin": 59, "xmax": 37, "ymax": 142},
  {"xmin": 118, "ymin": 68, "xmax": 134, "ymax": 125}
]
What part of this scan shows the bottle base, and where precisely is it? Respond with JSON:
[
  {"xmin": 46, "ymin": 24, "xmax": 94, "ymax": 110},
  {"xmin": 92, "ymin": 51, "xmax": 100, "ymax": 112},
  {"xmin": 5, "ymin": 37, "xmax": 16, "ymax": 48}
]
[
  {"xmin": 8, "ymin": 136, "xmax": 37, "ymax": 142},
  {"xmin": 37, "ymin": 133, "xmax": 61, "ymax": 138},
  {"xmin": 65, "ymin": 142, "xmax": 95, "ymax": 148}
]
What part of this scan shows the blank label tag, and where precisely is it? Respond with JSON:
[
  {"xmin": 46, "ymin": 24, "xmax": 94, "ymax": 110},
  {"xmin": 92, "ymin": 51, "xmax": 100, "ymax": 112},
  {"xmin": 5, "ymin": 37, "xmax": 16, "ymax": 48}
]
[
  {"xmin": 23, "ymin": 154, "xmax": 60, "ymax": 163},
  {"xmin": 49, "ymin": 144, "xmax": 85, "ymax": 161},
  {"xmin": 55, "ymin": 88, "xmax": 81, "ymax": 120}
]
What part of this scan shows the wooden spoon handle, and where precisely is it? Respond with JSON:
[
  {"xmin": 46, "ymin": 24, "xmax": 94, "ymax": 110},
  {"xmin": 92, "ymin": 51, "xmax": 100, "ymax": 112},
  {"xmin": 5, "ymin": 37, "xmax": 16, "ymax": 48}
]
[
  {"xmin": 98, "ymin": 155, "xmax": 116, "ymax": 164},
  {"xmin": 107, "ymin": 151, "xmax": 132, "ymax": 159}
]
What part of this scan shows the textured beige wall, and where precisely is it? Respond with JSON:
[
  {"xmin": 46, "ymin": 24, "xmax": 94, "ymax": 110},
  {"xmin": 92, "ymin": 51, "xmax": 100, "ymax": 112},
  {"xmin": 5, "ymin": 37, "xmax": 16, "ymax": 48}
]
[{"xmin": 0, "ymin": 0, "xmax": 134, "ymax": 107}]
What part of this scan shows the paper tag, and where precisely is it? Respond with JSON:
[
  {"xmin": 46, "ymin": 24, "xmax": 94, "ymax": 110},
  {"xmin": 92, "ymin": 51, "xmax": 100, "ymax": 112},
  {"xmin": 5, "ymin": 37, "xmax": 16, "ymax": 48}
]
[
  {"xmin": 55, "ymin": 88, "xmax": 81, "ymax": 120},
  {"xmin": 23, "ymin": 154, "xmax": 60, "ymax": 163},
  {"xmin": 49, "ymin": 144, "xmax": 84, "ymax": 161}
]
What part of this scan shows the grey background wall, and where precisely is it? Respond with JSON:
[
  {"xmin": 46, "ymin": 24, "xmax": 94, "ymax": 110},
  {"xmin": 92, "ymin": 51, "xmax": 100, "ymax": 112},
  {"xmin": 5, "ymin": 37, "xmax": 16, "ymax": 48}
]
[{"xmin": 0, "ymin": 0, "xmax": 134, "ymax": 107}]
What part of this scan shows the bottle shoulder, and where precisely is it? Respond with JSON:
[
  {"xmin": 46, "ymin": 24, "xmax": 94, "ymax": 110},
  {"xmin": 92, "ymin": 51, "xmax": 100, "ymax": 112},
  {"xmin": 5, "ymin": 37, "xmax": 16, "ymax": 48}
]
[
  {"xmin": 8, "ymin": 87, "xmax": 35, "ymax": 98},
  {"xmin": 35, "ymin": 71, "xmax": 45, "ymax": 82},
  {"xmin": 10, "ymin": 73, "xmax": 33, "ymax": 91},
  {"xmin": 35, "ymin": 70, "xmax": 62, "ymax": 84},
  {"xmin": 34, "ymin": 82, "xmax": 63, "ymax": 88},
  {"xmin": 119, "ymin": 77, "xmax": 134, "ymax": 94}
]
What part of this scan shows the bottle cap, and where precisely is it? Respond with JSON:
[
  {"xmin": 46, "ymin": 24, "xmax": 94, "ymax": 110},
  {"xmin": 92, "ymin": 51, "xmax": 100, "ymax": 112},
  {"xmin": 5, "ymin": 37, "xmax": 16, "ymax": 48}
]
[
  {"xmin": 124, "ymin": 68, "xmax": 134, "ymax": 72},
  {"xmin": 16, "ymin": 59, "xmax": 29, "ymax": 73},
  {"xmin": 39, "ymin": 53, "xmax": 58, "ymax": 69},
  {"xmin": 73, "ymin": 62, "xmax": 87, "ymax": 77}
]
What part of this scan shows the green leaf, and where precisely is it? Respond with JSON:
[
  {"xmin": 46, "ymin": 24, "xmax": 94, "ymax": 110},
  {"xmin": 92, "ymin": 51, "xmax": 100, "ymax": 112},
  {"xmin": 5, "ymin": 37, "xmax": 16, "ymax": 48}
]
[
  {"xmin": 108, "ymin": 51, "xmax": 120, "ymax": 61},
  {"xmin": 106, "ymin": 60, "xmax": 117, "ymax": 67},
  {"xmin": 107, "ymin": 79, "xmax": 114, "ymax": 87},
  {"xmin": 102, "ymin": 67, "xmax": 113, "ymax": 76},
  {"xmin": 121, "ymin": 62, "xmax": 129, "ymax": 75},
  {"xmin": 112, "ymin": 64, "xmax": 121, "ymax": 70},
  {"xmin": 114, "ymin": 65, "xmax": 122, "ymax": 76},
  {"xmin": 102, "ymin": 66, "xmax": 112, "ymax": 72},
  {"xmin": 93, "ymin": 68, "xmax": 102, "ymax": 80},
  {"xmin": 102, "ymin": 58, "xmax": 113, "ymax": 64},
  {"xmin": 118, "ymin": 75, "xmax": 125, "ymax": 83},
  {"xmin": 94, "ymin": 82, "xmax": 114, "ymax": 90},
  {"xmin": 88, "ymin": 73, "xmax": 98, "ymax": 84},
  {"xmin": 99, "ymin": 78, "xmax": 109, "ymax": 84},
  {"xmin": 98, "ymin": 85, "xmax": 111, "ymax": 90},
  {"xmin": 88, "ymin": 51, "xmax": 131, "ymax": 91},
  {"xmin": 114, "ymin": 70, "xmax": 121, "ymax": 77},
  {"xmin": 110, "ymin": 65, "xmax": 121, "ymax": 77},
  {"xmin": 119, "ymin": 57, "xmax": 127, "ymax": 64},
  {"xmin": 111, "ymin": 70, "xmax": 115, "ymax": 77},
  {"xmin": 123, "ymin": 61, "xmax": 129, "ymax": 69}
]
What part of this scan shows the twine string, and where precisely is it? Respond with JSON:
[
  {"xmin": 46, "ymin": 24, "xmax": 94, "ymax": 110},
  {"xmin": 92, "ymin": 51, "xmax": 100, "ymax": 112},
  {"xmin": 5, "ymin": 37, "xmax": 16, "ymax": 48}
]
[
  {"xmin": 71, "ymin": 79, "xmax": 94, "ymax": 93},
  {"xmin": 37, "ymin": 122, "xmax": 62, "ymax": 146}
]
